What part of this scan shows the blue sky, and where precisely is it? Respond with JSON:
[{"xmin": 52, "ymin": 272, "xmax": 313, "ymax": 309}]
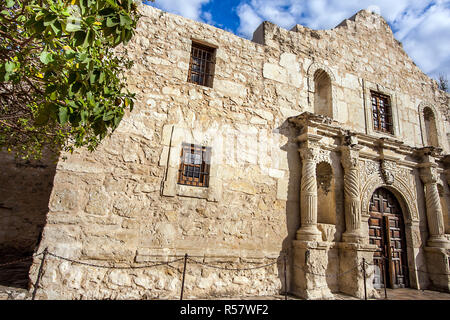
[{"xmin": 144, "ymin": 0, "xmax": 450, "ymax": 83}]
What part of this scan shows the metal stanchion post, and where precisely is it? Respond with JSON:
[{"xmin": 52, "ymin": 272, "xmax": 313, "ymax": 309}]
[
  {"xmin": 180, "ymin": 253, "xmax": 188, "ymax": 301},
  {"xmin": 32, "ymin": 248, "xmax": 48, "ymax": 300},
  {"xmin": 362, "ymin": 258, "xmax": 367, "ymax": 300}
]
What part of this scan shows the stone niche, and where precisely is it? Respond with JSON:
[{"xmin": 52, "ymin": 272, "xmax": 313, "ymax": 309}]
[
  {"xmin": 316, "ymin": 162, "xmax": 335, "ymax": 224},
  {"xmin": 315, "ymin": 148, "xmax": 344, "ymax": 243},
  {"xmin": 313, "ymin": 70, "xmax": 333, "ymax": 118}
]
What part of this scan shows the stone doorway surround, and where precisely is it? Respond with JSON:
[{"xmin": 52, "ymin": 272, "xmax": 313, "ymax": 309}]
[
  {"xmin": 289, "ymin": 112, "xmax": 450, "ymax": 299},
  {"xmin": 368, "ymin": 187, "xmax": 409, "ymax": 289}
]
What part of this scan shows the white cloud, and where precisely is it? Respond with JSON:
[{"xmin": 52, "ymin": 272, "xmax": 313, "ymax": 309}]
[
  {"xmin": 235, "ymin": 0, "xmax": 450, "ymax": 81},
  {"xmin": 236, "ymin": 3, "xmax": 263, "ymax": 38},
  {"xmin": 400, "ymin": 4, "xmax": 450, "ymax": 78},
  {"xmin": 202, "ymin": 11, "xmax": 215, "ymax": 25},
  {"xmin": 149, "ymin": 0, "xmax": 210, "ymax": 21}
]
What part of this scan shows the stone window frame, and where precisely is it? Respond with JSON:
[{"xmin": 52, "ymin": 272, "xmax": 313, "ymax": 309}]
[
  {"xmin": 363, "ymin": 81, "xmax": 400, "ymax": 138},
  {"xmin": 187, "ymin": 39, "xmax": 217, "ymax": 88},
  {"xmin": 177, "ymin": 143, "xmax": 211, "ymax": 188},
  {"xmin": 371, "ymin": 91, "xmax": 394, "ymax": 134},
  {"xmin": 307, "ymin": 62, "xmax": 338, "ymax": 120},
  {"xmin": 160, "ymin": 125, "xmax": 222, "ymax": 202},
  {"xmin": 418, "ymin": 101, "xmax": 444, "ymax": 149}
]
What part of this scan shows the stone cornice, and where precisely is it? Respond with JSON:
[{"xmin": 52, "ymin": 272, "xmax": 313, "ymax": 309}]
[
  {"xmin": 289, "ymin": 112, "xmax": 449, "ymax": 164},
  {"xmin": 289, "ymin": 112, "xmax": 345, "ymax": 139}
]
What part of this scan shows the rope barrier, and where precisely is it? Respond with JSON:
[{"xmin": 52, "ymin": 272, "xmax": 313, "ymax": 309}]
[
  {"xmin": 46, "ymin": 252, "xmax": 186, "ymax": 270},
  {"xmin": 4, "ymin": 250, "xmax": 446, "ymax": 282},
  {"xmin": 5, "ymin": 249, "xmax": 447, "ymax": 301},
  {"xmin": 11, "ymin": 250, "xmax": 446, "ymax": 278}
]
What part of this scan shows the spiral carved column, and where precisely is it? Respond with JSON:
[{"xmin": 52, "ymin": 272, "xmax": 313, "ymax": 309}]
[
  {"xmin": 297, "ymin": 147, "xmax": 322, "ymax": 241},
  {"xmin": 340, "ymin": 146, "xmax": 363, "ymax": 243},
  {"xmin": 420, "ymin": 165, "xmax": 446, "ymax": 245}
]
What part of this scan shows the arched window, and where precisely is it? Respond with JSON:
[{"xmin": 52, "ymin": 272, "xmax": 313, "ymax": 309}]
[
  {"xmin": 423, "ymin": 107, "xmax": 439, "ymax": 147},
  {"xmin": 314, "ymin": 70, "xmax": 333, "ymax": 118},
  {"xmin": 419, "ymin": 102, "xmax": 442, "ymax": 148}
]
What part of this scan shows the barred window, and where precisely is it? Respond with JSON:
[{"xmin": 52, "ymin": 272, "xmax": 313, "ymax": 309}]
[
  {"xmin": 178, "ymin": 143, "xmax": 211, "ymax": 187},
  {"xmin": 187, "ymin": 42, "xmax": 215, "ymax": 87},
  {"xmin": 371, "ymin": 91, "xmax": 393, "ymax": 134}
]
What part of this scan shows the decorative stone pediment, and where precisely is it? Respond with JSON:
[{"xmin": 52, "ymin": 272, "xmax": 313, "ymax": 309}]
[{"xmin": 360, "ymin": 160, "xmax": 419, "ymax": 222}]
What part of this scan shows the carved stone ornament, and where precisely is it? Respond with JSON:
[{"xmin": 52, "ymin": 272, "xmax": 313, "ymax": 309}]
[
  {"xmin": 420, "ymin": 166, "xmax": 439, "ymax": 185},
  {"xmin": 365, "ymin": 160, "xmax": 380, "ymax": 177},
  {"xmin": 360, "ymin": 173, "xmax": 420, "ymax": 222},
  {"xmin": 316, "ymin": 149, "xmax": 332, "ymax": 165},
  {"xmin": 381, "ymin": 160, "xmax": 397, "ymax": 185},
  {"xmin": 341, "ymin": 147, "xmax": 359, "ymax": 171},
  {"xmin": 299, "ymin": 147, "xmax": 319, "ymax": 162}
]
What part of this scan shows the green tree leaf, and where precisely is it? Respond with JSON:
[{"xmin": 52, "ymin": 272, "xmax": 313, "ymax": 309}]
[
  {"xmin": 39, "ymin": 51, "xmax": 53, "ymax": 65},
  {"xmin": 0, "ymin": 0, "xmax": 140, "ymax": 160},
  {"xmin": 6, "ymin": 0, "xmax": 15, "ymax": 8},
  {"xmin": 58, "ymin": 107, "xmax": 68, "ymax": 125},
  {"xmin": 4, "ymin": 61, "xmax": 15, "ymax": 72}
]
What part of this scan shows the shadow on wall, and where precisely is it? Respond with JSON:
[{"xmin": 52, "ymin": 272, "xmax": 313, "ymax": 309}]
[
  {"xmin": 0, "ymin": 151, "xmax": 57, "ymax": 289},
  {"xmin": 276, "ymin": 119, "xmax": 301, "ymax": 295}
]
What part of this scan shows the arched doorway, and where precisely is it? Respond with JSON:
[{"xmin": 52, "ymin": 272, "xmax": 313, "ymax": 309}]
[{"xmin": 368, "ymin": 188, "xmax": 409, "ymax": 289}]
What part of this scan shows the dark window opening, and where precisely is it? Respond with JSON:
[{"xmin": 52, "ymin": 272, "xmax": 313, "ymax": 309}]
[
  {"xmin": 187, "ymin": 42, "xmax": 216, "ymax": 87},
  {"xmin": 371, "ymin": 91, "xmax": 393, "ymax": 134},
  {"xmin": 178, "ymin": 143, "xmax": 211, "ymax": 187}
]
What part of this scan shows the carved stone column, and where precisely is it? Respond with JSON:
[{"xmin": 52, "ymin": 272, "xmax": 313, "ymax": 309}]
[
  {"xmin": 296, "ymin": 146, "xmax": 322, "ymax": 241},
  {"xmin": 420, "ymin": 164, "xmax": 447, "ymax": 246},
  {"xmin": 337, "ymin": 139, "xmax": 380, "ymax": 298},
  {"xmin": 292, "ymin": 133, "xmax": 334, "ymax": 299},
  {"xmin": 293, "ymin": 147, "xmax": 334, "ymax": 299},
  {"xmin": 418, "ymin": 152, "xmax": 450, "ymax": 292},
  {"xmin": 340, "ymin": 145, "xmax": 363, "ymax": 243}
]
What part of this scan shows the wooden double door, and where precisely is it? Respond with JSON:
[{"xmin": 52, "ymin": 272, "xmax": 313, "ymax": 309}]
[{"xmin": 368, "ymin": 188, "xmax": 409, "ymax": 289}]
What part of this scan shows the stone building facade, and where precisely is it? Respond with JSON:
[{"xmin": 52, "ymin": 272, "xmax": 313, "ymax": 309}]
[{"xmin": 2, "ymin": 5, "xmax": 449, "ymax": 299}]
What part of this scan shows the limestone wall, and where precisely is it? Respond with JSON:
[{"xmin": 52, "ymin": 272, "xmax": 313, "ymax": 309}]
[
  {"xmin": 29, "ymin": 5, "xmax": 301, "ymax": 299},
  {"xmin": 26, "ymin": 5, "xmax": 450, "ymax": 299}
]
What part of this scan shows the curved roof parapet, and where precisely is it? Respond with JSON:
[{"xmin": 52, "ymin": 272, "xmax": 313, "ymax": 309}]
[
  {"xmin": 334, "ymin": 9, "xmax": 392, "ymax": 32},
  {"xmin": 253, "ymin": 9, "xmax": 394, "ymax": 44},
  {"xmin": 249, "ymin": 8, "xmax": 446, "ymax": 95}
]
